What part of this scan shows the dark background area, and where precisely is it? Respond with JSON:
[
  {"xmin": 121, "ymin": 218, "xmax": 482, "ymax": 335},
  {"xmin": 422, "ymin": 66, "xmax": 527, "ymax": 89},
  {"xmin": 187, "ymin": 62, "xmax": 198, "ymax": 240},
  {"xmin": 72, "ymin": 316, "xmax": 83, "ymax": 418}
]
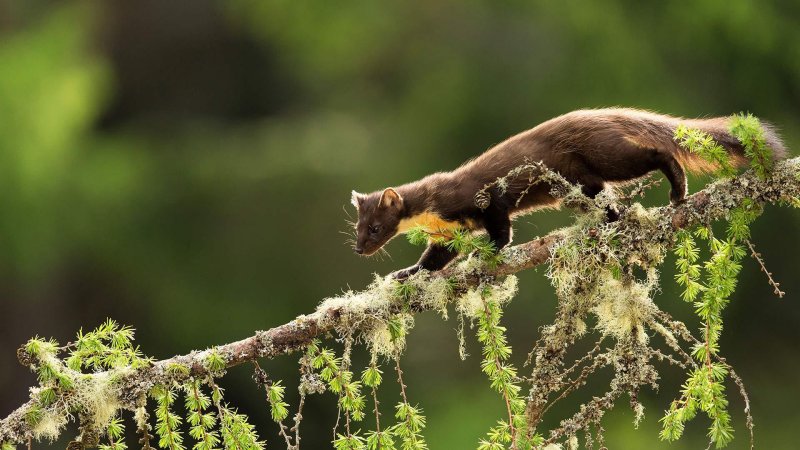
[{"xmin": 1, "ymin": 1, "xmax": 799, "ymax": 448}]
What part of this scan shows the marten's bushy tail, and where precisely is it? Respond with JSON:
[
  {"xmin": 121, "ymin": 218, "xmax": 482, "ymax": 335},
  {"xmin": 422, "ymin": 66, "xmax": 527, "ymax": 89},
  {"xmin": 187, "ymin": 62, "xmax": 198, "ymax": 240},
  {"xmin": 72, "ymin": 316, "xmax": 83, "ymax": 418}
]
[{"xmin": 673, "ymin": 116, "xmax": 788, "ymax": 175}]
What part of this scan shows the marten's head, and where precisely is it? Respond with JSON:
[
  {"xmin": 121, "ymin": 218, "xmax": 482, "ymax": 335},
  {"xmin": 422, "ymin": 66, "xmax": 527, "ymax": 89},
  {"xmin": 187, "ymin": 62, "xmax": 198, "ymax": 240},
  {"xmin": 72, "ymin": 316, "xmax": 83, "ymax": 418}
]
[{"xmin": 350, "ymin": 188, "xmax": 405, "ymax": 256}]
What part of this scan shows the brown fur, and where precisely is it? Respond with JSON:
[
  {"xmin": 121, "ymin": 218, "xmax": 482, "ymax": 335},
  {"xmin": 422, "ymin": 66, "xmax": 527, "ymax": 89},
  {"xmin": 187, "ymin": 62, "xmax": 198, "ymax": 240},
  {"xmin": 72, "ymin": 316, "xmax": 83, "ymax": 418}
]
[{"xmin": 351, "ymin": 108, "xmax": 787, "ymax": 278}]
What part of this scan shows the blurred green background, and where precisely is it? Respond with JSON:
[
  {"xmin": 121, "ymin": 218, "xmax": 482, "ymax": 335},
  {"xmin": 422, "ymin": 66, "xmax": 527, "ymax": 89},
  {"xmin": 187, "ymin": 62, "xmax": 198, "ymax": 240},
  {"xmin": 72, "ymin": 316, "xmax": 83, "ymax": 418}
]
[{"xmin": 1, "ymin": 1, "xmax": 799, "ymax": 448}]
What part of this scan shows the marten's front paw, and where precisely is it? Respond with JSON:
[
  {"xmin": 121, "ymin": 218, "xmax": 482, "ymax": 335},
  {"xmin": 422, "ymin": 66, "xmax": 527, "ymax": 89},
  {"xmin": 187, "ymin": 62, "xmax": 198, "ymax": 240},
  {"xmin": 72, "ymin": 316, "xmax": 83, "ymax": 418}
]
[{"xmin": 391, "ymin": 265, "xmax": 421, "ymax": 280}]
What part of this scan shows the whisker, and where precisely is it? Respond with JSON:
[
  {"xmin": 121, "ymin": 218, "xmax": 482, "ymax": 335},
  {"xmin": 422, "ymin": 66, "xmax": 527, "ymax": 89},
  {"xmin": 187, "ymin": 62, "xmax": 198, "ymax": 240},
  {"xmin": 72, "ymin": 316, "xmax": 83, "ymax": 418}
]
[
  {"xmin": 342, "ymin": 204, "xmax": 355, "ymax": 221},
  {"xmin": 378, "ymin": 247, "xmax": 393, "ymax": 261}
]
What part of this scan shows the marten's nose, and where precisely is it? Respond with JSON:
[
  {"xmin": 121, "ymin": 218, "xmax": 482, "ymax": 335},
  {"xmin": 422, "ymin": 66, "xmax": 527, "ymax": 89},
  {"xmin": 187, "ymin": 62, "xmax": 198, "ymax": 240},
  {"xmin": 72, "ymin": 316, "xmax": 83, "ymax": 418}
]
[{"xmin": 354, "ymin": 247, "xmax": 364, "ymax": 255}]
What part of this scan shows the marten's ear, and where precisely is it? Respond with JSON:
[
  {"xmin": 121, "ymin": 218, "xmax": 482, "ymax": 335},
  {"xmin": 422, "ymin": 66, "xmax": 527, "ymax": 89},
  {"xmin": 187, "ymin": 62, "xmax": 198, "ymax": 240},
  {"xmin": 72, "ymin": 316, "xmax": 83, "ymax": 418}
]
[
  {"xmin": 351, "ymin": 190, "xmax": 365, "ymax": 209},
  {"xmin": 379, "ymin": 188, "xmax": 403, "ymax": 209}
]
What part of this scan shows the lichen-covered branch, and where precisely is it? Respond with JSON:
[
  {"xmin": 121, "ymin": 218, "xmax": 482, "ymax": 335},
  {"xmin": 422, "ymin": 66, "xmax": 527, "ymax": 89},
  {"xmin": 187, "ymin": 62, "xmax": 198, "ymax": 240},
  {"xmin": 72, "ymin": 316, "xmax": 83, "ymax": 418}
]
[{"xmin": 1, "ymin": 157, "xmax": 798, "ymax": 448}]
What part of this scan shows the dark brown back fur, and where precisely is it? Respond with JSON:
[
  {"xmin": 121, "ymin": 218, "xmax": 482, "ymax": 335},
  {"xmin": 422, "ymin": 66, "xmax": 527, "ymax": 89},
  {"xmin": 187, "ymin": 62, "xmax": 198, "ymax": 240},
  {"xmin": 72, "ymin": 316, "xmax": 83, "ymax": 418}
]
[{"xmin": 431, "ymin": 108, "xmax": 787, "ymax": 216}]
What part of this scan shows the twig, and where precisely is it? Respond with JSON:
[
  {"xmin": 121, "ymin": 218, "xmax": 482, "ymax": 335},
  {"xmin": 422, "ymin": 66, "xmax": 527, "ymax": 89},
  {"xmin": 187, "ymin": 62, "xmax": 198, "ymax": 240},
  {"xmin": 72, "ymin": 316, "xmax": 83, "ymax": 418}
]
[
  {"xmin": 292, "ymin": 394, "xmax": 305, "ymax": 450},
  {"xmin": 650, "ymin": 349, "xmax": 688, "ymax": 369},
  {"xmin": 654, "ymin": 308, "xmax": 756, "ymax": 449},
  {"xmin": 538, "ymin": 352, "xmax": 610, "ymax": 420},
  {"xmin": 253, "ymin": 361, "xmax": 294, "ymax": 449},
  {"xmin": 210, "ymin": 379, "xmax": 251, "ymax": 450},
  {"xmin": 291, "ymin": 358, "xmax": 310, "ymax": 450},
  {"xmin": 480, "ymin": 297, "xmax": 517, "ymax": 448},
  {"xmin": 619, "ymin": 174, "xmax": 663, "ymax": 203},
  {"xmin": 544, "ymin": 390, "xmax": 620, "ymax": 445},
  {"xmin": 395, "ymin": 357, "xmax": 408, "ymax": 405},
  {"xmin": 557, "ymin": 338, "xmax": 605, "ymax": 380},
  {"xmin": 729, "ymin": 367, "xmax": 755, "ymax": 450},
  {"xmin": 746, "ymin": 239, "xmax": 785, "ymax": 298}
]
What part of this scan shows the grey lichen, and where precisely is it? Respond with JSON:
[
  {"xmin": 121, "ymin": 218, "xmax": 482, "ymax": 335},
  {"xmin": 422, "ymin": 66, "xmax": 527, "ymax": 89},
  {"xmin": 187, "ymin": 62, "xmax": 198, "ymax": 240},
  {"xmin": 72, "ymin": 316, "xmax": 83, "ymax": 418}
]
[
  {"xmin": 456, "ymin": 275, "xmax": 518, "ymax": 320},
  {"xmin": 255, "ymin": 329, "xmax": 276, "ymax": 357},
  {"xmin": 593, "ymin": 269, "xmax": 659, "ymax": 344}
]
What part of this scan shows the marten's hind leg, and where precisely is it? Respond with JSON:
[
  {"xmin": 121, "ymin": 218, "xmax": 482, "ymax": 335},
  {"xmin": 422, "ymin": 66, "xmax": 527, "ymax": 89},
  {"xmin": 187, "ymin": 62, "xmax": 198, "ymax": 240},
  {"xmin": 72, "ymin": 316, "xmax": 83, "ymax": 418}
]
[
  {"xmin": 579, "ymin": 177, "xmax": 619, "ymax": 221},
  {"xmin": 659, "ymin": 156, "xmax": 687, "ymax": 205},
  {"xmin": 484, "ymin": 208, "xmax": 512, "ymax": 250},
  {"xmin": 580, "ymin": 180, "xmax": 604, "ymax": 199}
]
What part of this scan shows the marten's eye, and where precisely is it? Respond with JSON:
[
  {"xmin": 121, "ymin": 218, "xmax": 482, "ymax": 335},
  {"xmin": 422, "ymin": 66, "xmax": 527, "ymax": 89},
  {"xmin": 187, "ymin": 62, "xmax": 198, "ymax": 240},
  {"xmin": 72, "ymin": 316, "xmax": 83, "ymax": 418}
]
[{"xmin": 368, "ymin": 224, "xmax": 381, "ymax": 234}]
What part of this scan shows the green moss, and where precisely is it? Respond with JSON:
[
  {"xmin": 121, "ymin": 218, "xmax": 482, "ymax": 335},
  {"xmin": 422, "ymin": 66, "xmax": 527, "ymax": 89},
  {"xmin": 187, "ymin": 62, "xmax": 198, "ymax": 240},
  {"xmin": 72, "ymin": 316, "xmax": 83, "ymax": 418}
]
[{"xmin": 165, "ymin": 362, "xmax": 190, "ymax": 376}]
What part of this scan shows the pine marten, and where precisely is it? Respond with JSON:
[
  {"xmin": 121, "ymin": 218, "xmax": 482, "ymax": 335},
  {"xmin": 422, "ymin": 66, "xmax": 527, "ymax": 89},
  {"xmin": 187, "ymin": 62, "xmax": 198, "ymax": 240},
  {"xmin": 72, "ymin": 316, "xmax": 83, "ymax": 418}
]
[{"xmin": 350, "ymin": 108, "xmax": 787, "ymax": 279}]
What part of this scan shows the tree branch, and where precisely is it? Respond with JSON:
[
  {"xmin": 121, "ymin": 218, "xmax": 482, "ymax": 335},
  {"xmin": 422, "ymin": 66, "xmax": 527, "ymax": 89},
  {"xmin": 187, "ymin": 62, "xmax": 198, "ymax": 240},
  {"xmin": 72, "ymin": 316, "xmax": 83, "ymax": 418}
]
[{"xmin": 2, "ymin": 157, "xmax": 798, "ymax": 446}]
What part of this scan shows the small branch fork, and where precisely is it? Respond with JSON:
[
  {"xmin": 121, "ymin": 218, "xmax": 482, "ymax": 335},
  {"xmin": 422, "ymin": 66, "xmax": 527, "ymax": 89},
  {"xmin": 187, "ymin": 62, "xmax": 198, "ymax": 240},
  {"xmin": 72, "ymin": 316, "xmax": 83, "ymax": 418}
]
[{"xmin": 1, "ymin": 158, "xmax": 799, "ymax": 446}]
